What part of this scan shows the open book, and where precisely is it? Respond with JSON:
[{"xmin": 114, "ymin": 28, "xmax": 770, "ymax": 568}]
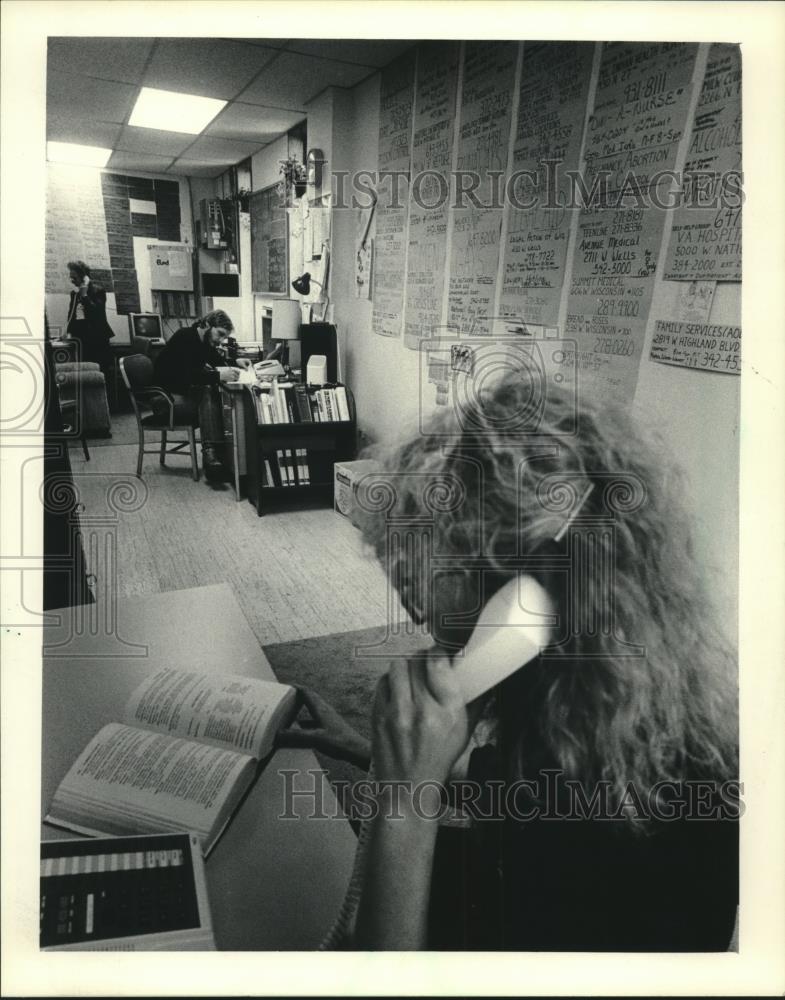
[{"xmin": 45, "ymin": 668, "xmax": 297, "ymax": 855}]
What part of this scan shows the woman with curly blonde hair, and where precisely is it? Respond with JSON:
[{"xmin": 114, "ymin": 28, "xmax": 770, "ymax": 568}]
[{"xmin": 290, "ymin": 372, "xmax": 739, "ymax": 951}]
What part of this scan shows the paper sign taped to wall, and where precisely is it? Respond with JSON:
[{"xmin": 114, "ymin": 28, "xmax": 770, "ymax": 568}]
[
  {"xmin": 649, "ymin": 319, "xmax": 740, "ymax": 374},
  {"xmin": 147, "ymin": 245, "xmax": 192, "ymax": 290},
  {"xmin": 356, "ymin": 239, "xmax": 373, "ymax": 299},
  {"xmin": 674, "ymin": 280, "xmax": 716, "ymax": 323}
]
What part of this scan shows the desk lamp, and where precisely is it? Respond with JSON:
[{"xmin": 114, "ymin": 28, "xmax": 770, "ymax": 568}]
[
  {"xmin": 292, "ymin": 272, "xmax": 329, "ymax": 322},
  {"xmin": 269, "ymin": 298, "xmax": 302, "ymax": 369}
]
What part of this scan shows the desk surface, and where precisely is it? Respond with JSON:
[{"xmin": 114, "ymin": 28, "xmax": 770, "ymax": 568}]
[{"xmin": 41, "ymin": 583, "xmax": 357, "ymax": 950}]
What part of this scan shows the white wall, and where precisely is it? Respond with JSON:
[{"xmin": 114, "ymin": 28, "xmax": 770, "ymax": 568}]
[{"xmin": 634, "ymin": 280, "xmax": 740, "ymax": 627}]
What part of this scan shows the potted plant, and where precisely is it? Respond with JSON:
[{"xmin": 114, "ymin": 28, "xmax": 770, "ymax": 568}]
[
  {"xmin": 278, "ymin": 157, "xmax": 308, "ymax": 205},
  {"xmin": 232, "ymin": 187, "xmax": 251, "ymax": 213}
]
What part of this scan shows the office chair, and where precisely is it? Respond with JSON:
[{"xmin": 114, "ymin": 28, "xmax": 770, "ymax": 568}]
[{"xmin": 119, "ymin": 355, "xmax": 200, "ymax": 481}]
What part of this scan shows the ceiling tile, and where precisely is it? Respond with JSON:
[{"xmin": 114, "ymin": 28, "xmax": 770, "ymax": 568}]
[
  {"xmin": 142, "ymin": 38, "xmax": 279, "ymax": 100},
  {"xmin": 46, "ymin": 114, "xmax": 122, "ymax": 149},
  {"xmin": 107, "ymin": 150, "xmax": 175, "ymax": 173},
  {"xmin": 181, "ymin": 134, "xmax": 265, "ymax": 164},
  {"xmin": 48, "ymin": 37, "xmax": 155, "ymax": 84},
  {"xmin": 47, "ymin": 70, "xmax": 138, "ymax": 124},
  {"xmin": 116, "ymin": 125, "xmax": 196, "ymax": 157},
  {"xmin": 204, "ymin": 102, "xmax": 304, "ymax": 143},
  {"xmin": 236, "ymin": 51, "xmax": 370, "ymax": 108},
  {"xmin": 167, "ymin": 158, "xmax": 225, "ymax": 178},
  {"xmin": 285, "ymin": 39, "xmax": 414, "ymax": 67}
]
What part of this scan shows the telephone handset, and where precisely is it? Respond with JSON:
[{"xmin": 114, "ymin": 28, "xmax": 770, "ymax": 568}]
[
  {"xmin": 319, "ymin": 574, "xmax": 553, "ymax": 949},
  {"xmin": 450, "ymin": 574, "xmax": 553, "ymax": 705}
]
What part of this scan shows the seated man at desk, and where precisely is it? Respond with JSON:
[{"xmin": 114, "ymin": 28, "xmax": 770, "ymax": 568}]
[{"xmin": 153, "ymin": 309, "xmax": 242, "ymax": 480}]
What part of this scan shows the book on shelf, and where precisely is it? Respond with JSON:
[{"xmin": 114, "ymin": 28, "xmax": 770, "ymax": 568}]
[
  {"xmin": 284, "ymin": 387, "xmax": 297, "ymax": 423},
  {"xmin": 293, "ymin": 384, "xmax": 313, "ymax": 422},
  {"xmin": 334, "ymin": 385, "xmax": 350, "ymax": 421},
  {"xmin": 40, "ymin": 832, "xmax": 214, "ymax": 951},
  {"xmin": 45, "ymin": 667, "xmax": 297, "ymax": 856},
  {"xmin": 251, "ymin": 379, "xmax": 350, "ymax": 426},
  {"xmin": 296, "ymin": 448, "xmax": 310, "ymax": 485},
  {"xmin": 275, "ymin": 448, "xmax": 287, "ymax": 485},
  {"xmin": 251, "ymin": 384, "xmax": 274, "ymax": 425},
  {"xmin": 270, "ymin": 380, "xmax": 287, "ymax": 423},
  {"xmin": 260, "ymin": 449, "xmax": 311, "ymax": 489}
]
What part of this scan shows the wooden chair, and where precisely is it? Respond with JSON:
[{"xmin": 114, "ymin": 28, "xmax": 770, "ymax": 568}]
[{"xmin": 119, "ymin": 354, "xmax": 199, "ymax": 481}]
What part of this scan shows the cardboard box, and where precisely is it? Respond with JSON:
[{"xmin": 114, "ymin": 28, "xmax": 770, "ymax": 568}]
[{"xmin": 334, "ymin": 459, "xmax": 378, "ymax": 526}]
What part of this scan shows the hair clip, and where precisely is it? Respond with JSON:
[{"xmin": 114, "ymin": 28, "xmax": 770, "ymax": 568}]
[{"xmin": 553, "ymin": 481, "xmax": 594, "ymax": 542}]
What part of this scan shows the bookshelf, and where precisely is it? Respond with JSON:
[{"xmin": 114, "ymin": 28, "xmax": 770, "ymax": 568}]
[{"xmin": 241, "ymin": 382, "xmax": 357, "ymax": 516}]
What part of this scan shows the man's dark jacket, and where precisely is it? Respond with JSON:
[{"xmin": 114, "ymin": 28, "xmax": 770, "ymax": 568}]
[
  {"xmin": 66, "ymin": 280, "xmax": 114, "ymax": 365},
  {"xmin": 153, "ymin": 324, "xmax": 224, "ymax": 394}
]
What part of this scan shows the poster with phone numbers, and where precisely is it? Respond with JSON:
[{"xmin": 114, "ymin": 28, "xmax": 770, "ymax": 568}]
[
  {"xmin": 499, "ymin": 41, "xmax": 594, "ymax": 329},
  {"xmin": 404, "ymin": 41, "xmax": 459, "ymax": 350},
  {"xmin": 447, "ymin": 40, "xmax": 518, "ymax": 337},
  {"xmin": 564, "ymin": 42, "xmax": 697, "ymax": 404},
  {"xmin": 372, "ymin": 50, "xmax": 416, "ymax": 339},
  {"xmin": 649, "ymin": 319, "xmax": 741, "ymax": 374},
  {"xmin": 663, "ymin": 44, "xmax": 742, "ymax": 282}
]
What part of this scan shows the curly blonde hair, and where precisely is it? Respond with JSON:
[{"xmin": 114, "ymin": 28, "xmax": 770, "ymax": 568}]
[{"xmin": 357, "ymin": 373, "xmax": 738, "ymax": 815}]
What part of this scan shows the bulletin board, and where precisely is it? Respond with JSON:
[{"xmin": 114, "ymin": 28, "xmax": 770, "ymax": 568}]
[
  {"xmin": 148, "ymin": 243, "xmax": 193, "ymax": 291},
  {"xmin": 250, "ymin": 184, "xmax": 288, "ymax": 294}
]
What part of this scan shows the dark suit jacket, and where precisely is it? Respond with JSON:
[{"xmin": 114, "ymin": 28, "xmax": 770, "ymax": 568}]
[
  {"xmin": 153, "ymin": 324, "xmax": 224, "ymax": 394},
  {"xmin": 67, "ymin": 280, "xmax": 115, "ymax": 342},
  {"xmin": 66, "ymin": 280, "xmax": 114, "ymax": 367}
]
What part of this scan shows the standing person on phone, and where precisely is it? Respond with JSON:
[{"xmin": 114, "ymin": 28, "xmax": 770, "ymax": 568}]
[{"xmin": 65, "ymin": 260, "xmax": 114, "ymax": 372}]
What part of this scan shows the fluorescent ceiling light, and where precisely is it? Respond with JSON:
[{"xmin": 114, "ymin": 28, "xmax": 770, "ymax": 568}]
[
  {"xmin": 129, "ymin": 87, "xmax": 226, "ymax": 135},
  {"xmin": 47, "ymin": 141, "xmax": 112, "ymax": 168}
]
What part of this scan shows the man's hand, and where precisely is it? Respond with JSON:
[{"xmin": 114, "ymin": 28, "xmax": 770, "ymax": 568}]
[{"xmin": 217, "ymin": 366, "xmax": 241, "ymax": 382}]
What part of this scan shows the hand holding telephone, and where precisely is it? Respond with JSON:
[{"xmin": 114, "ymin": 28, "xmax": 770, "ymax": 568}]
[{"xmin": 320, "ymin": 574, "xmax": 553, "ymax": 949}]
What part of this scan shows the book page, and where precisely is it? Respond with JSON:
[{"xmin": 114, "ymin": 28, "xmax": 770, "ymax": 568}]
[
  {"xmin": 46, "ymin": 724, "xmax": 254, "ymax": 852},
  {"xmin": 123, "ymin": 667, "xmax": 296, "ymax": 759}
]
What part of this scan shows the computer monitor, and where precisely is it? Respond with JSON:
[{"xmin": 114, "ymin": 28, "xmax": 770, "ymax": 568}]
[{"xmin": 128, "ymin": 313, "xmax": 163, "ymax": 340}]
